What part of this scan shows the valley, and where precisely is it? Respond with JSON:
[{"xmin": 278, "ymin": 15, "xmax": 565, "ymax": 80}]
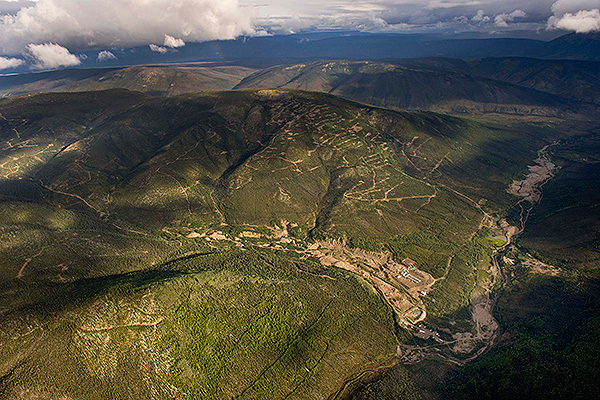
[{"xmin": 0, "ymin": 81, "xmax": 597, "ymax": 399}]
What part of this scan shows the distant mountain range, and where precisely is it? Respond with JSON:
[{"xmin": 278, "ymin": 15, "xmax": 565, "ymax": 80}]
[
  {"xmin": 74, "ymin": 31, "xmax": 600, "ymax": 67},
  {"xmin": 236, "ymin": 59, "xmax": 598, "ymax": 117},
  {"xmin": 399, "ymin": 57, "xmax": 600, "ymax": 105},
  {"xmin": 2, "ymin": 56, "xmax": 599, "ymax": 118},
  {"xmin": 533, "ymin": 31, "xmax": 600, "ymax": 61},
  {"xmin": 0, "ymin": 66, "xmax": 256, "ymax": 97},
  {"xmin": 1, "ymin": 31, "xmax": 599, "ymax": 75}
]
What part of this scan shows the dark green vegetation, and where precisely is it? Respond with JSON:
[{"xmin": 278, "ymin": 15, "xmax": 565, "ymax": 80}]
[
  {"xmin": 0, "ymin": 88, "xmax": 596, "ymax": 399},
  {"xmin": 0, "ymin": 89, "xmax": 558, "ymax": 281},
  {"xmin": 408, "ymin": 57, "xmax": 600, "ymax": 105},
  {"xmin": 0, "ymin": 251, "xmax": 403, "ymax": 399},
  {"xmin": 348, "ymin": 126, "xmax": 600, "ymax": 399},
  {"xmin": 440, "ymin": 127, "xmax": 600, "ymax": 400},
  {"xmin": 361, "ymin": 270, "xmax": 600, "ymax": 400},
  {"xmin": 520, "ymin": 132, "xmax": 600, "ymax": 272},
  {"xmin": 236, "ymin": 60, "xmax": 599, "ymax": 117},
  {"xmin": 0, "ymin": 65, "xmax": 256, "ymax": 98},
  {"xmin": 445, "ymin": 267, "xmax": 600, "ymax": 400}
]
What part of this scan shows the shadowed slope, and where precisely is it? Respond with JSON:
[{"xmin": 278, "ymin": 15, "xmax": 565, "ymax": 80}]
[{"xmin": 235, "ymin": 61, "xmax": 590, "ymax": 117}]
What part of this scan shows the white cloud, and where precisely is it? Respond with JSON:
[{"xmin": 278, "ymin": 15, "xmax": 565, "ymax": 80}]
[
  {"xmin": 164, "ymin": 34, "xmax": 185, "ymax": 48},
  {"xmin": 97, "ymin": 50, "xmax": 116, "ymax": 61},
  {"xmin": 27, "ymin": 43, "xmax": 80, "ymax": 69},
  {"xmin": 0, "ymin": 0, "xmax": 254, "ymax": 55},
  {"xmin": 548, "ymin": 8, "xmax": 600, "ymax": 32},
  {"xmin": 0, "ymin": 0, "xmax": 589, "ymax": 56},
  {"xmin": 0, "ymin": 55, "xmax": 24, "ymax": 69},
  {"xmin": 494, "ymin": 9, "xmax": 527, "ymax": 27},
  {"xmin": 472, "ymin": 10, "xmax": 491, "ymax": 23},
  {"xmin": 149, "ymin": 44, "xmax": 168, "ymax": 53},
  {"xmin": 547, "ymin": 1, "xmax": 600, "ymax": 32}
]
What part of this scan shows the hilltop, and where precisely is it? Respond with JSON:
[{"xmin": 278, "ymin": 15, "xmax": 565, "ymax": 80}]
[{"xmin": 0, "ymin": 88, "xmax": 551, "ymax": 253}]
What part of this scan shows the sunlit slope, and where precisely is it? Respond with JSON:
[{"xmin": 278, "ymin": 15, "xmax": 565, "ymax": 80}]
[
  {"xmin": 0, "ymin": 89, "xmax": 556, "ymax": 281},
  {"xmin": 236, "ymin": 60, "xmax": 587, "ymax": 117},
  {"xmin": 0, "ymin": 65, "xmax": 256, "ymax": 97}
]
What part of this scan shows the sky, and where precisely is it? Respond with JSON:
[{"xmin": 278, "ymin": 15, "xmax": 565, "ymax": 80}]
[
  {"xmin": 0, "ymin": 0, "xmax": 598, "ymax": 70},
  {"xmin": 245, "ymin": 0, "xmax": 600, "ymax": 34}
]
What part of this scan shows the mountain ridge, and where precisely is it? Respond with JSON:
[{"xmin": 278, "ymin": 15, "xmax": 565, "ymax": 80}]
[{"xmin": 236, "ymin": 60, "xmax": 596, "ymax": 117}]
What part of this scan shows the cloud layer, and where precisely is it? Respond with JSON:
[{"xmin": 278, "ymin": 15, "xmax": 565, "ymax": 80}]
[
  {"xmin": 248, "ymin": 0, "xmax": 600, "ymax": 34},
  {"xmin": 548, "ymin": 0, "xmax": 600, "ymax": 33},
  {"xmin": 0, "ymin": 0, "xmax": 597, "ymax": 71},
  {"xmin": 0, "ymin": 55, "xmax": 24, "ymax": 70},
  {"xmin": 549, "ymin": 9, "xmax": 600, "ymax": 33},
  {"xmin": 27, "ymin": 43, "xmax": 80, "ymax": 69},
  {"xmin": 247, "ymin": 0, "xmax": 558, "ymax": 33},
  {"xmin": 0, "ymin": 0, "xmax": 254, "ymax": 55}
]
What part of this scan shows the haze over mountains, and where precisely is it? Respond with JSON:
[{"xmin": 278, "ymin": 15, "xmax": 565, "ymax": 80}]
[{"xmin": 0, "ymin": 30, "xmax": 599, "ymax": 75}]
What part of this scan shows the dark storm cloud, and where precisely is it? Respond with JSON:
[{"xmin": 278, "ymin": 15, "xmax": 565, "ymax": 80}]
[
  {"xmin": 245, "ymin": 0, "xmax": 600, "ymax": 33},
  {"xmin": 377, "ymin": 0, "xmax": 556, "ymax": 25}
]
